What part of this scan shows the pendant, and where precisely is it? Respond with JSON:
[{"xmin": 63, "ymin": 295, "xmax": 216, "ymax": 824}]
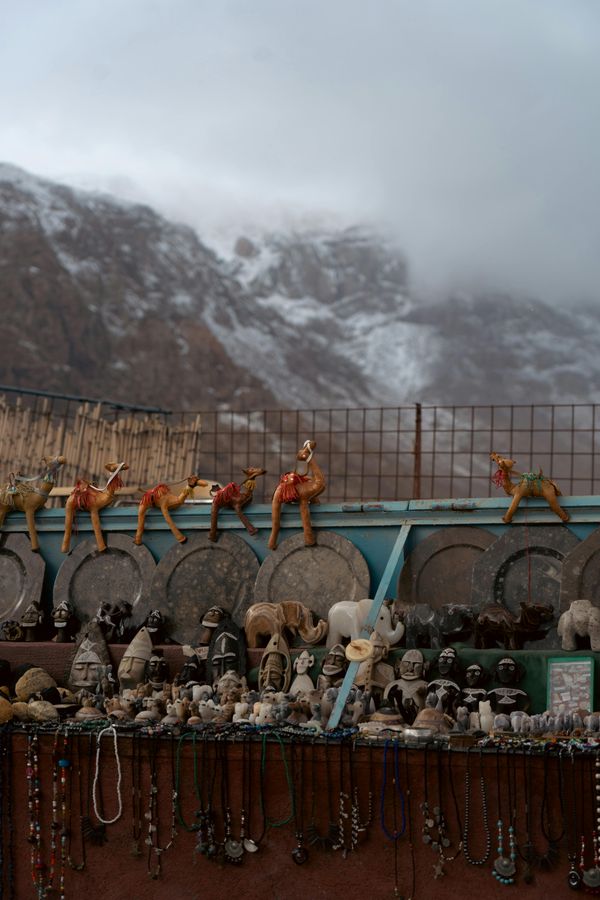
[
  {"xmin": 292, "ymin": 846, "xmax": 308, "ymax": 865},
  {"xmin": 224, "ymin": 839, "xmax": 244, "ymax": 863},
  {"xmin": 568, "ymin": 867, "xmax": 582, "ymax": 891},
  {"xmin": 243, "ymin": 838, "xmax": 259, "ymax": 853},
  {"xmin": 583, "ymin": 867, "xmax": 600, "ymax": 889},
  {"xmin": 493, "ymin": 856, "xmax": 516, "ymax": 879}
]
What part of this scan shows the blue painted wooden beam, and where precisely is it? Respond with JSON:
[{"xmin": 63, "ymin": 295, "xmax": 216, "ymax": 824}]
[{"xmin": 326, "ymin": 523, "xmax": 412, "ymax": 731}]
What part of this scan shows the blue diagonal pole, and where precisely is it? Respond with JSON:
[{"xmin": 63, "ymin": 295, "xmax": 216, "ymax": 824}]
[{"xmin": 326, "ymin": 523, "xmax": 412, "ymax": 730}]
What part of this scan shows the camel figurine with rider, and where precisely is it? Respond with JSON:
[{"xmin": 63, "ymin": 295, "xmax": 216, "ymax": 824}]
[
  {"xmin": 268, "ymin": 440, "xmax": 326, "ymax": 551},
  {"xmin": 490, "ymin": 451, "xmax": 569, "ymax": 523},
  {"xmin": 0, "ymin": 454, "xmax": 66, "ymax": 551},
  {"xmin": 134, "ymin": 474, "xmax": 208, "ymax": 545},
  {"xmin": 61, "ymin": 461, "xmax": 128, "ymax": 553}
]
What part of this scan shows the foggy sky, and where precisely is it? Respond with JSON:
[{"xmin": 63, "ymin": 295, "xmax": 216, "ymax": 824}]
[{"xmin": 1, "ymin": 0, "xmax": 599, "ymax": 303}]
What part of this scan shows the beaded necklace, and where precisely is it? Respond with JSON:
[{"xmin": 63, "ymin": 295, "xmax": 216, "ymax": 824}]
[
  {"xmin": 291, "ymin": 738, "xmax": 308, "ymax": 864},
  {"xmin": 26, "ymin": 732, "xmax": 55, "ymax": 899},
  {"xmin": 92, "ymin": 725, "xmax": 123, "ymax": 826},
  {"xmin": 519, "ymin": 747, "xmax": 559, "ymax": 882},
  {"xmin": 567, "ymin": 749, "xmax": 582, "ymax": 890},
  {"xmin": 145, "ymin": 733, "xmax": 178, "ymax": 878},
  {"xmin": 305, "ymin": 736, "xmax": 338, "ymax": 850},
  {"xmin": 66, "ymin": 731, "xmax": 85, "ymax": 872},
  {"xmin": 431, "ymin": 747, "xmax": 463, "ymax": 878},
  {"xmin": 221, "ymin": 736, "xmax": 244, "ymax": 864},
  {"xmin": 462, "ymin": 747, "xmax": 491, "ymax": 866},
  {"xmin": 0, "ymin": 724, "xmax": 15, "ymax": 900},
  {"xmin": 580, "ymin": 750, "xmax": 600, "ymax": 893},
  {"xmin": 379, "ymin": 740, "xmax": 406, "ymax": 841},
  {"xmin": 240, "ymin": 735, "xmax": 259, "ymax": 854},
  {"xmin": 492, "ymin": 748, "xmax": 517, "ymax": 885}
]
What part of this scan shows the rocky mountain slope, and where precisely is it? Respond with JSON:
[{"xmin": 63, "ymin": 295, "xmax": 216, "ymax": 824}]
[{"xmin": 0, "ymin": 163, "xmax": 597, "ymax": 411}]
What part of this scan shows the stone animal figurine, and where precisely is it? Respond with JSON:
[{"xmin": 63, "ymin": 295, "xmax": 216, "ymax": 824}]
[
  {"xmin": 61, "ymin": 461, "xmax": 128, "ymax": 553},
  {"xmin": 134, "ymin": 474, "xmax": 208, "ymax": 546},
  {"xmin": 327, "ymin": 598, "xmax": 404, "ymax": 648},
  {"xmin": 244, "ymin": 600, "xmax": 328, "ymax": 648},
  {"xmin": 93, "ymin": 601, "xmax": 132, "ymax": 643},
  {"xmin": 0, "ymin": 454, "xmax": 66, "ymax": 551},
  {"xmin": 399, "ymin": 603, "xmax": 475, "ymax": 649},
  {"xmin": 558, "ymin": 598, "xmax": 600, "ymax": 652},
  {"xmin": 209, "ymin": 467, "xmax": 267, "ymax": 542},
  {"xmin": 474, "ymin": 601, "xmax": 554, "ymax": 650},
  {"xmin": 490, "ymin": 452, "xmax": 569, "ymax": 523},
  {"xmin": 268, "ymin": 440, "xmax": 326, "ymax": 550}
]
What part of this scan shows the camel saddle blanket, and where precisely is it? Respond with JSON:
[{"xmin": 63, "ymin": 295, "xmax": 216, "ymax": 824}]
[
  {"xmin": 212, "ymin": 482, "xmax": 242, "ymax": 507},
  {"xmin": 141, "ymin": 484, "xmax": 170, "ymax": 507},
  {"xmin": 278, "ymin": 472, "xmax": 309, "ymax": 503}
]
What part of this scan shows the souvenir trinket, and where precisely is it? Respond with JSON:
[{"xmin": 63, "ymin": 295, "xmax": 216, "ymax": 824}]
[
  {"xmin": 268, "ymin": 440, "xmax": 326, "ymax": 550},
  {"xmin": 93, "ymin": 600, "xmax": 132, "ymax": 643},
  {"xmin": 350, "ymin": 631, "xmax": 394, "ymax": 703},
  {"xmin": 487, "ymin": 657, "xmax": 530, "ymax": 714},
  {"xmin": 289, "ymin": 650, "xmax": 316, "ymax": 696},
  {"xmin": 383, "ymin": 649, "xmax": 428, "ymax": 724},
  {"xmin": 197, "ymin": 605, "xmax": 226, "ymax": 645},
  {"xmin": 209, "ymin": 466, "xmax": 266, "ymax": 542},
  {"xmin": 474, "ymin": 600, "xmax": 554, "ymax": 650},
  {"xmin": 491, "ymin": 451, "xmax": 570, "ymax": 523},
  {"xmin": 245, "ymin": 600, "xmax": 328, "ymax": 648},
  {"xmin": 52, "ymin": 599, "xmax": 77, "ymax": 643},
  {"xmin": 117, "ymin": 626, "xmax": 153, "ymax": 692},
  {"xmin": 68, "ymin": 622, "xmax": 111, "ymax": 693},
  {"xmin": 460, "ymin": 663, "xmax": 488, "ymax": 712},
  {"xmin": 134, "ymin": 474, "xmax": 207, "ymax": 546},
  {"xmin": 558, "ymin": 598, "xmax": 600, "ymax": 652},
  {"xmin": 327, "ymin": 597, "xmax": 403, "ymax": 648},
  {"xmin": 0, "ymin": 454, "xmax": 66, "ymax": 551},
  {"xmin": 61, "ymin": 461, "xmax": 128, "ymax": 553},
  {"xmin": 20, "ymin": 598, "xmax": 44, "ymax": 641},
  {"xmin": 258, "ymin": 633, "xmax": 292, "ymax": 693},
  {"xmin": 316, "ymin": 644, "xmax": 348, "ymax": 691},
  {"xmin": 208, "ymin": 617, "xmax": 247, "ymax": 683}
]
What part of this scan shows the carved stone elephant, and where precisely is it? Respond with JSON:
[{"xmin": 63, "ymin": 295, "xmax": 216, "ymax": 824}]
[
  {"xmin": 558, "ymin": 598, "xmax": 600, "ymax": 652},
  {"xmin": 401, "ymin": 603, "xmax": 474, "ymax": 649},
  {"xmin": 326, "ymin": 598, "xmax": 404, "ymax": 648}
]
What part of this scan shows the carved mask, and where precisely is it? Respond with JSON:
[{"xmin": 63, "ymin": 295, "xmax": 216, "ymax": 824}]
[{"xmin": 397, "ymin": 649, "xmax": 424, "ymax": 681}]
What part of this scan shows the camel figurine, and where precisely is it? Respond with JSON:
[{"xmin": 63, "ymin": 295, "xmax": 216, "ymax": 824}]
[
  {"xmin": 61, "ymin": 461, "xmax": 128, "ymax": 553},
  {"xmin": 134, "ymin": 474, "xmax": 208, "ymax": 545},
  {"xmin": 490, "ymin": 452, "xmax": 570, "ymax": 524},
  {"xmin": 209, "ymin": 466, "xmax": 266, "ymax": 542},
  {"xmin": 268, "ymin": 440, "xmax": 326, "ymax": 551},
  {"xmin": 0, "ymin": 454, "xmax": 66, "ymax": 551}
]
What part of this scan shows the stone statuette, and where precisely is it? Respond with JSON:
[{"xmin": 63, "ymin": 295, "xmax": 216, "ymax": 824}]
[
  {"xmin": 383, "ymin": 648, "xmax": 428, "ymax": 724},
  {"xmin": 258, "ymin": 633, "xmax": 292, "ymax": 693},
  {"xmin": 68, "ymin": 622, "xmax": 111, "ymax": 693},
  {"xmin": 245, "ymin": 600, "xmax": 328, "ymax": 648},
  {"xmin": 117, "ymin": 626, "xmax": 154, "ymax": 692},
  {"xmin": 289, "ymin": 650, "xmax": 316, "ymax": 697}
]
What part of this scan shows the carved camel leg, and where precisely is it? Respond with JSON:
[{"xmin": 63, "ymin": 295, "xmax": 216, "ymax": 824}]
[
  {"xmin": 234, "ymin": 504, "xmax": 258, "ymax": 536},
  {"xmin": 298, "ymin": 497, "xmax": 316, "ymax": 546},
  {"xmin": 24, "ymin": 507, "xmax": 40, "ymax": 552},
  {"xmin": 134, "ymin": 505, "xmax": 148, "ymax": 545},
  {"xmin": 160, "ymin": 503, "xmax": 187, "ymax": 543},
  {"xmin": 542, "ymin": 486, "xmax": 570, "ymax": 522},
  {"xmin": 0, "ymin": 507, "xmax": 7, "ymax": 531},
  {"xmin": 90, "ymin": 507, "xmax": 107, "ymax": 552},
  {"xmin": 209, "ymin": 504, "xmax": 220, "ymax": 542},
  {"xmin": 268, "ymin": 493, "xmax": 282, "ymax": 551},
  {"xmin": 61, "ymin": 501, "xmax": 75, "ymax": 553},
  {"xmin": 502, "ymin": 489, "xmax": 526, "ymax": 523}
]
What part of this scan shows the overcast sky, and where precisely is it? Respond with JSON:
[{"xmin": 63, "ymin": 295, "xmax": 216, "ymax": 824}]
[{"xmin": 1, "ymin": 0, "xmax": 599, "ymax": 303}]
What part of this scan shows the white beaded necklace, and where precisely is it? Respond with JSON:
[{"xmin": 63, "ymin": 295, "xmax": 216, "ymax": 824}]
[{"xmin": 92, "ymin": 725, "xmax": 123, "ymax": 825}]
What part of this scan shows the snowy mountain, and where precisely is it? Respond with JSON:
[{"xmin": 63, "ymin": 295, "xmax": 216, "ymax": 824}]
[{"xmin": 0, "ymin": 162, "xmax": 597, "ymax": 411}]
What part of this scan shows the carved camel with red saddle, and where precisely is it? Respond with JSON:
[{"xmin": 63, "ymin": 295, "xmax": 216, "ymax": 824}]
[
  {"xmin": 135, "ymin": 474, "xmax": 208, "ymax": 545},
  {"xmin": 61, "ymin": 461, "xmax": 128, "ymax": 553},
  {"xmin": 209, "ymin": 466, "xmax": 266, "ymax": 542},
  {"xmin": 490, "ymin": 452, "xmax": 569, "ymax": 524},
  {"xmin": 268, "ymin": 440, "xmax": 325, "ymax": 551}
]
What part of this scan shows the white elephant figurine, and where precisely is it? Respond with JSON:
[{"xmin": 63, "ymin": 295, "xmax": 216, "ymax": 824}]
[
  {"xmin": 557, "ymin": 598, "xmax": 600, "ymax": 651},
  {"xmin": 326, "ymin": 597, "xmax": 405, "ymax": 648}
]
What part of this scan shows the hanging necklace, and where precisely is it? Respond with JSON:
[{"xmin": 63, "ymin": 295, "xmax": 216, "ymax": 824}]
[
  {"xmin": 519, "ymin": 747, "xmax": 559, "ymax": 882},
  {"xmin": 352, "ymin": 741, "xmax": 373, "ymax": 836},
  {"xmin": 305, "ymin": 737, "xmax": 338, "ymax": 850},
  {"xmin": 195, "ymin": 733, "xmax": 219, "ymax": 860},
  {"xmin": 432, "ymin": 747, "xmax": 462, "ymax": 878},
  {"xmin": 2, "ymin": 724, "xmax": 15, "ymax": 900},
  {"xmin": 462, "ymin": 747, "xmax": 491, "ymax": 866},
  {"xmin": 241, "ymin": 736, "xmax": 259, "ymax": 854},
  {"xmin": 291, "ymin": 738, "xmax": 308, "ymax": 864},
  {"xmin": 580, "ymin": 750, "xmax": 600, "ymax": 893},
  {"xmin": 54, "ymin": 730, "xmax": 71, "ymax": 900},
  {"xmin": 80, "ymin": 734, "xmax": 106, "ymax": 847},
  {"xmin": 221, "ymin": 737, "xmax": 244, "ymax": 864},
  {"xmin": 92, "ymin": 725, "xmax": 122, "ymax": 826},
  {"xmin": 379, "ymin": 740, "xmax": 406, "ymax": 841},
  {"xmin": 567, "ymin": 748, "xmax": 583, "ymax": 890},
  {"xmin": 130, "ymin": 731, "xmax": 143, "ymax": 857},
  {"xmin": 145, "ymin": 734, "xmax": 178, "ymax": 878},
  {"xmin": 332, "ymin": 739, "xmax": 350, "ymax": 854},
  {"xmin": 26, "ymin": 732, "xmax": 55, "ymax": 899},
  {"xmin": 492, "ymin": 748, "xmax": 517, "ymax": 885},
  {"xmin": 66, "ymin": 731, "xmax": 85, "ymax": 872}
]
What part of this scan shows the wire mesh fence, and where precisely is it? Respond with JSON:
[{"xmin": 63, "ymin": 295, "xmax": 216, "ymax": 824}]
[{"xmin": 0, "ymin": 387, "xmax": 599, "ymax": 502}]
